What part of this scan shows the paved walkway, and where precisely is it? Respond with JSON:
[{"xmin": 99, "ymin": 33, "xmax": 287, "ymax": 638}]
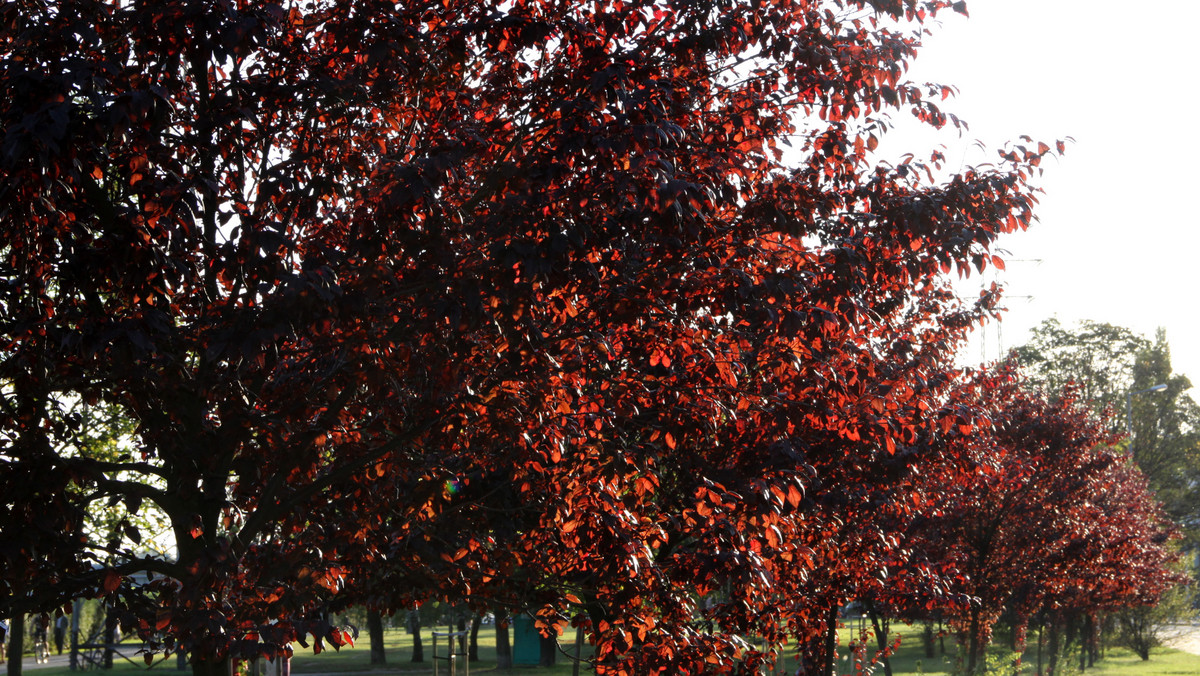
[
  {"xmin": 7, "ymin": 648, "xmax": 170, "ymax": 671},
  {"xmin": 5, "ymin": 651, "xmax": 72, "ymax": 671},
  {"xmin": 1164, "ymin": 623, "xmax": 1200, "ymax": 655}
]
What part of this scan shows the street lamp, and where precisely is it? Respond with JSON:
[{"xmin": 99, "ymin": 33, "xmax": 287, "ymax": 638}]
[{"xmin": 1126, "ymin": 383, "xmax": 1168, "ymax": 440}]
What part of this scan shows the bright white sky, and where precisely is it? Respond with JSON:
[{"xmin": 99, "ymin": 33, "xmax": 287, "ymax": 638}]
[{"xmin": 885, "ymin": 0, "xmax": 1200, "ymax": 389}]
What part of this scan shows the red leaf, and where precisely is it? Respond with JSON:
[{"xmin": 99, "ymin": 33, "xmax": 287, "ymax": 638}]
[
  {"xmin": 102, "ymin": 570, "xmax": 122, "ymax": 593},
  {"xmin": 787, "ymin": 485, "xmax": 802, "ymax": 509}
]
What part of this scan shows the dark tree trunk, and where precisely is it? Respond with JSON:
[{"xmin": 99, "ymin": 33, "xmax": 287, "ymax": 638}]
[
  {"xmin": 954, "ymin": 628, "xmax": 968, "ymax": 676},
  {"xmin": 191, "ymin": 653, "xmax": 231, "ymax": 676},
  {"xmin": 104, "ymin": 608, "xmax": 117, "ymax": 670},
  {"xmin": 468, "ymin": 615, "xmax": 481, "ymax": 662},
  {"xmin": 572, "ymin": 621, "xmax": 584, "ymax": 676},
  {"xmin": 1009, "ymin": 620, "xmax": 1028, "ymax": 676},
  {"xmin": 456, "ymin": 617, "xmax": 466, "ymax": 658},
  {"xmin": 868, "ymin": 607, "xmax": 894, "ymax": 676},
  {"xmin": 1047, "ymin": 618, "xmax": 1060, "ymax": 676},
  {"xmin": 1079, "ymin": 615, "xmax": 1088, "ymax": 672},
  {"xmin": 923, "ymin": 621, "xmax": 936, "ymax": 659},
  {"xmin": 1088, "ymin": 613, "xmax": 1099, "ymax": 667},
  {"xmin": 7, "ymin": 611, "xmax": 24, "ymax": 676},
  {"xmin": 1036, "ymin": 620, "xmax": 1044, "ymax": 676},
  {"xmin": 821, "ymin": 602, "xmax": 839, "ymax": 676},
  {"xmin": 539, "ymin": 632, "xmax": 556, "ymax": 667},
  {"xmin": 966, "ymin": 607, "xmax": 983, "ymax": 676},
  {"xmin": 367, "ymin": 610, "xmax": 386, "ymax": 665},
  {"xmin": 409, "ymin": 611, "xmax": 423, "ymax": 663},
  {"xmin": 495, "ymin": 609, "xmax": 512, "ymax": 670},
  {"xmin": 69, "ymin": 599, "xmax": 82, "ymax": 671}
]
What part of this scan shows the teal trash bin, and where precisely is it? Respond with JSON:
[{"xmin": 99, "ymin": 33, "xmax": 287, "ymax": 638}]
[{"xmin": 511, "ymin": 614, "xmax": 541, "ymax": 666}]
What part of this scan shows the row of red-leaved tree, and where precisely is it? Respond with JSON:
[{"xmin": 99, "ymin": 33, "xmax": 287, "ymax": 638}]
[{"xmin": 0, "ymin": 0, "xmax": 1181, "ymax": 675}]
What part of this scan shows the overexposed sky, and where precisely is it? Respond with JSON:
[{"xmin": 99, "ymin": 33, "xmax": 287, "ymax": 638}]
[{"xmin": 890, "ymin": 0, "xmax": 1200, "ymax": 388}]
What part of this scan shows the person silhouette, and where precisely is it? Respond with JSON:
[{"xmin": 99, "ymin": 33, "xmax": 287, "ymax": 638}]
[
  {"xmin": 55, "ymin": 615, "xmax": 68, "ymax": 655},
  {"xmin": 33, "ymin": 615, "xmax": 49, "ymax": 663}
]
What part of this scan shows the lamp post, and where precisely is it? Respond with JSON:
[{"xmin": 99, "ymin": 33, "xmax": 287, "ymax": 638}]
[{"xmin": 1126, "ymin": 383, "xmax": 1168, "ymax": 442}]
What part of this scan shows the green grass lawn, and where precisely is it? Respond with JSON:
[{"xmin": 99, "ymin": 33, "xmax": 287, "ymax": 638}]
[
  {"xmin": 289, "ymin": 624, "xmax": 1200, "ymax": 675},
  {"xmin": 289, "ymin": 625, "xmax": 591, "ymax": 675},
  {"xmin": 1084, "ymin": 648, "xmax": 1200, "ymax": 676},
  {"xmin": 16, "ymin": 623, "xmax": 1200, "ymax": 675}
]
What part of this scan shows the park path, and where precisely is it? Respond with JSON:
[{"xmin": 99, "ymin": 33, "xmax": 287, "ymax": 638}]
[
  {"xmin": 1165, "ymin": 623, "xmax": 1200, "ymax": 655},
  {"xmin": 6, "ymin": 651, "xmax": 71, "ymax": 671}
]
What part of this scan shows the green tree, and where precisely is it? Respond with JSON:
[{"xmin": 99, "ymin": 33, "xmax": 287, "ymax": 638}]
[
  {"xmin": 1012, "ymin": 318, "xmax": 1149, "ymax": 426},
  {"xmin": 1113, "ymin": 567, "xmax": 1196, "ymax": 661},
  {"xmin": 1015, "ymin": 320, "xmax": 1200, "ymax": 544},
  {"xmin": 1128, "ymin": 330, "xmax": 1200, "ymax": 547},
  {"xmin": 1015, "ymin": 320, "xmax": 1200, "ymax": 664}
]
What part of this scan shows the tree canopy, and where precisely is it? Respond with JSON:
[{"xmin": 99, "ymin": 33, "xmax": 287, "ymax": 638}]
[
  {"xmin": 1016, "ymin": 320, "xmax": 1200, "ymax": 545},
  {"xmin": 0, "ymin": 1, "xmax": 1175, "ymax": 675},
  {"xmin": 906, "ymin": 365, "xmax": 1181, "ymax": 674}
]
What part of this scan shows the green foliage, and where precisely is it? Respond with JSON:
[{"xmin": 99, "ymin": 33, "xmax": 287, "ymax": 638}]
[
  {"xmin": 1114, "ymin": 584, "xmax": 1197, "ymax": 661},
  {"xmin": 979, "ymin": 648, "xmax": 1024, "ymax": 676},
  {"xmin": 75, "ymin": 598, "xmax": 108, "ymax": 645},
  {"xmin": 1013, "ymin": 318, "xmax": 1148, "ymax": 423},
  {"xmin": 70, "ymin": 403, "xmax": 173, "ymax": 559},
  {"xmin": 1016, "ymin": 320, "xmax": 1200, "ymax": 546},
  {"xmin": 1128, "ymin": 332, "xmax": 1200, "ymax": 547}
]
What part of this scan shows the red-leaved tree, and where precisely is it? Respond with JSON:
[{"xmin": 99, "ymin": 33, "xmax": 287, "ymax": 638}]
[
  {"xmin": 904, "ymin": 366, "xmax": 1181, "ymax": 676},
  {"xmin": 1, "ymin": 1, "xmax": 1052, "ymax": 675}
]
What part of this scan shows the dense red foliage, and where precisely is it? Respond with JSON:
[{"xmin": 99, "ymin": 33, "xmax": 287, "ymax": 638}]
[
  {"xmin": 898, "ymin": 366, "xmax": 1182, "ymax": 674},
  {"xmin": 0, "ymin": 1, "xmax": 1172, "ymax": 675}
]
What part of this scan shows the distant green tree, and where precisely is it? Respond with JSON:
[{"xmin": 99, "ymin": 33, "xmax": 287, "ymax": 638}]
[
  {"xmin": 69, "ymin": 402, "xmax": 173, "ymax": 560},
  {"xmin": 1015, "ymin": 321, "xmax": 1200, "ymax": 542},
  {"xmin": 1015, "ymin": 320, "xmax": 1200, "ymax": 650},
  {"xmin": 1127, "ymin": 331, "xmax": 1200, "ymax": 547},
  {"xmin": 1114, "ymin": 570, "xmax": 1196, "ymax": 660},
  {"xmin": 1012, "ymin": 318, "xmax": 1149, "ymax": 427}
]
